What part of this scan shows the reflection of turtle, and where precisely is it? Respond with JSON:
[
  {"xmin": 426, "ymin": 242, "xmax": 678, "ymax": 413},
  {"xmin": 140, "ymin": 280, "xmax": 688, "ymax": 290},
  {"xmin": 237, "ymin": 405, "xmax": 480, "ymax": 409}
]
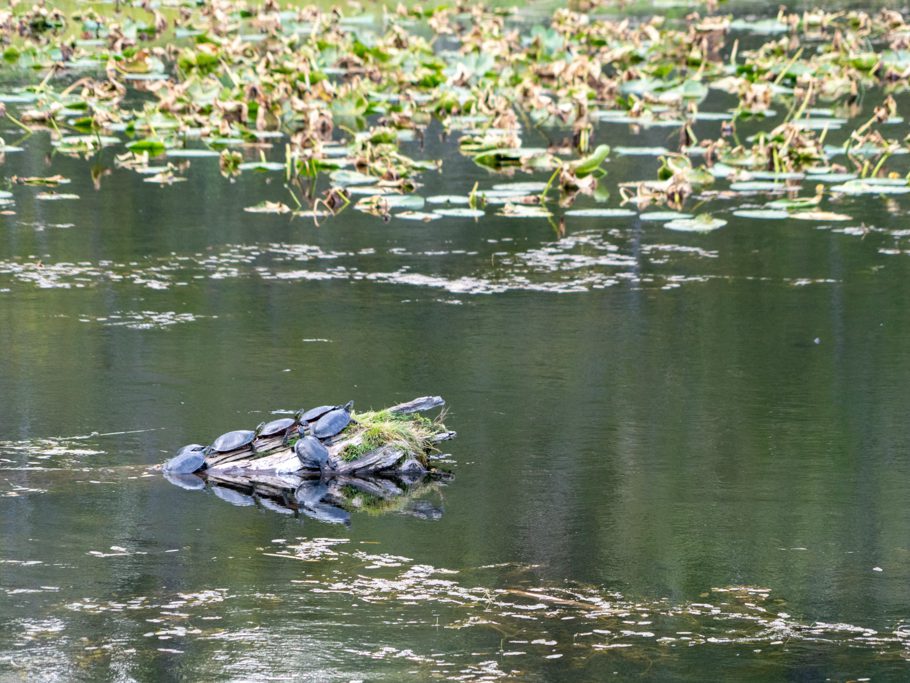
[
  {"xmin": 294, "ymin": 436, "xmax": 330, "ymax": 470},
  {"xmin": 164, "ymin": 444, "xmax": 207, "ymax": 474},
  {"xmin": 300, "ymin": 502, "xmax": 350, "ymax": 526},
  {"xmin": 312, "ymin": 401, "xmax": 354, "ymax": 439},
  {"xmin": 295, "ymin": 481, "xmax": 327, "ymax": 505},
  {"xmin": 211, "ymin": 485, "xmax": 255, "ymax": 507},
  {"xmin": 163, "ymin": 471, "xmax": 206, "ymax": 491}
]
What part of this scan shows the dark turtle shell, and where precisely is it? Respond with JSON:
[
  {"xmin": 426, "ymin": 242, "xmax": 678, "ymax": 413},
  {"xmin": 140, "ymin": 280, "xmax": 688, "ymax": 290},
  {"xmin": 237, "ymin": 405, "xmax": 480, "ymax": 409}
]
[
  {"xmin": 312, "ymin": 401, "xmax": 354, "ymax": 439},
  {"xmin": 257, "ymin": 416, "xmax": 297, "ymax": 439},
  {"xmin": 294, "ymin": 435, "xmax": 329, "ymax": 469},
  {"xmin": 210, "ymin": 429, "xmax": 256, "ymax": 453},
  {"xmin": 300, "ymin": 405, "xmax": 335, "ymax": 424},
  {"xmin": 164, "ymin": 444, "xmax": 207, "ymax": 474}
]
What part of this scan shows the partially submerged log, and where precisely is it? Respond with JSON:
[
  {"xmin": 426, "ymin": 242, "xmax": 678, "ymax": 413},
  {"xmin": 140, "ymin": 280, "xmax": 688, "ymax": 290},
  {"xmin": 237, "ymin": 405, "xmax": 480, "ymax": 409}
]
[
  {"xmin": 162, "ymin": 396, "xmax": 454, "ymax": 525},
  {"xmin": 203, "ymin": 395, "xmax": 452, "ymax": 478}
]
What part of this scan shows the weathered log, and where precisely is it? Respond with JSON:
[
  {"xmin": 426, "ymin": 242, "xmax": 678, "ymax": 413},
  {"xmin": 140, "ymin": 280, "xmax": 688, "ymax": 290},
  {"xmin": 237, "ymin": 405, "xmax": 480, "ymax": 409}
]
[
  {"xmin": 171, "ymin": 396, "xmax": 453, "ymax": 481},
  {"xmin": 388, "ymin": 396, "xmax": 445, "ymax": 415},
  {"xmin": 333, "ymin": 444, "xmax": 407, "ymax": 475}
]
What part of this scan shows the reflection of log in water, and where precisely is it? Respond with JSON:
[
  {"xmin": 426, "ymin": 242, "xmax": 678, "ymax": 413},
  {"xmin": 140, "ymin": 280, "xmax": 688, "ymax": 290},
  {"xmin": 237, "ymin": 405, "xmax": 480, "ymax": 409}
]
[
  {"xmin": 165, "ymin": 468, "xmax": 451, "ymax": 526},
  {"xmin": 163, "ymin": 396, "xmax": 453, "ymax": 525}
]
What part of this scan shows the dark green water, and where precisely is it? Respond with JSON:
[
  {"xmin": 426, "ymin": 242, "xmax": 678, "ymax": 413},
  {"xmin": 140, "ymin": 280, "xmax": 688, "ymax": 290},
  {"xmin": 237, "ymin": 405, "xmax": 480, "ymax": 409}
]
[{"xmin": 4, "ymin": 109, "xmax": 910, "ymax": 680}]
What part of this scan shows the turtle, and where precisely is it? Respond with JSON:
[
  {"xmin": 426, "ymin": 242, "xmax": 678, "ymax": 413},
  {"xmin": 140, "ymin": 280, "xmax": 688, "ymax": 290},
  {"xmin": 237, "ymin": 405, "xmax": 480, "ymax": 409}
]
[
  {"xmin": 311, "ymin": 400, "xmax": 355, "ymax": 439},
  {"xmin": 294, "ymin": 435, "xmax": 330, "ymax": 470},
  {"xmin": 255, "ymin": 412, "xmax": 301, "ymax": 444},
  {"xmin": 208, "ymin": 429, "xmax": 257, "ymax": 455},
  {"xmin": 164, "ymin": 444, "xmax": 207, "ymax": 474},
  {"xmin": 300, "ymin": 405, "xmax": 336, "ymax": 425}
]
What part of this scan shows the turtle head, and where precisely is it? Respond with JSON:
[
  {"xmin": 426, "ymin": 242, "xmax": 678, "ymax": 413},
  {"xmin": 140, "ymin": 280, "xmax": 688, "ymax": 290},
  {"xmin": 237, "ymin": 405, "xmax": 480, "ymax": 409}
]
[
  {"xmin": 254, "ymin": 422, "xmax": 265, "ymax": 437},
  {"xmin": 343, "ymin": 400, "xmax": 354, "ymax": 412},
  {"xmin": 294, "ymin": 409, "xmax": 304, "ymax": 422}
]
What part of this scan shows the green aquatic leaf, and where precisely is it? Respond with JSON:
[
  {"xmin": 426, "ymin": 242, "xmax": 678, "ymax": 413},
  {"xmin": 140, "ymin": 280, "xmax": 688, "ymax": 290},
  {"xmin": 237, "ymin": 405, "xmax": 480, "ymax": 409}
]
[
  {"xmin": 127, "ymin": 138, "xmax": 168, "ymax": 155},
  {"xmin": 665, "ymin": 215, "xmax": 727, "ymax": 232},
  {"xmin": 434, "ymin": 208, "xmax": 485, "ymax": 218},
  {"xmin": 237, "ymin": 161, "xmax": 285, "ymax": 172},
  {"xmin": 427, "ymin": 195, "xmax": 470, "ymax": 205},
  {"xmin": 639, "ymin": 211, "xmax": 692, "ymax": 222},
  {"xmin": 564, "ymin": 208, "xmax": 636, "ymax": 218},
  {"xmin": 569, "ymin": 145, "xmax": 611, "ymax": 178},
  {"xmin": 732, "ymin": 209, "xmax": 789, "ymax": 220},
  {"xmin": 829, "ymin": 179, "xmax": 910, "ymax": 195}
]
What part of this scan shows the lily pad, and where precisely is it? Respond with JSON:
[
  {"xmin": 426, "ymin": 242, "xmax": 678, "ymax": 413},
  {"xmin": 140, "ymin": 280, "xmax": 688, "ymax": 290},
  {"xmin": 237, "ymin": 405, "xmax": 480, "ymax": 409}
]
[
  {"xmin": 766, "ymin": 197, "xmax": 821, "ymax": 210},
  {"xmin": 237, "ymin": 161, "xmax": 285, "ymax": 172},
  {"xmin": 732, "ymin": 209, "xmax": 789, "ymax": 220},
  {"xmin": 790, "ymin": 210, "xmax": 852, "ymax": 221},
  {"xmin": 564, "ymin": 208, "xmax": 636, "ymax": 218},
  {"xmin": 730, "ymin": 181, "xmax": 790, "ymax": 192},
  {"xmin": 434, "ymin": 208, "xmax": 485, "ymax": 218},
  {"xmin": 665, "ymin": 215, "xmax": 727, "ymax": 232},
  {"xmin": 639, "ymin": 211, "xmax": 693, "ymax": 222},
  {"xmin": 245, "ymin": 201, "xmax": 292, "ymax": 214},
  {"xmin": 35, "ymin": 192, "xmax": 79, "ymax": 201},
  {"xmin": 497, "ymin": 204, "xmax": 552, "ymax": 218},
  {"xmin": 166, "ymin": 149, "xmax": 221, "ymax": 158},
  {"xmin": 330, "ymin": 169, "xmax": 378, "ymax": 186},
  {"xmin": 615, "ymin": 146, "xmax": 670, "ymax": 156},
  {"xmin": 395, "ymin": 211, "xmax": 441, "ymax": 222},
  {"xmin": 126, "ymin": 138, "xmax": 169, "ymax": 155},
  {"xmin": 491, "ymin": 182, "xmax": 548, "ymax": 192},
  {"xmin": 356, "ymin": 194, "xmax": 426, "ymax": 211},
  {"xmin": 806, "ymin": 172, "xmax": 858, "ymax": 183},
  {"xmin": 830, "ymin": 179, "xmax": 910, "ymax": 195},
  {"xmin": 427, "ymin": 195, "xmax": 470, "ymax": 205}
]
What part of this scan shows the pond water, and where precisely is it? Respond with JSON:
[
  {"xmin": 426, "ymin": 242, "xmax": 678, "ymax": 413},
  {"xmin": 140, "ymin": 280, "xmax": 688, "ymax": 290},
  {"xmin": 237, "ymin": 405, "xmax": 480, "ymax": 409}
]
[{"xmin": 4, "ymin": 8, "xmax": 910, "ymax": 682}]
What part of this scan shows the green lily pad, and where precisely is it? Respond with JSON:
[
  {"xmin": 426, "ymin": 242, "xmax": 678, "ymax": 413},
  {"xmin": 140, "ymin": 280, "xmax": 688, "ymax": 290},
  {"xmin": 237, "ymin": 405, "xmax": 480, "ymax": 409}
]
[
  {"xmin": 491, "ymin": 182, "xmax": 548, "ymax": 192},
  {"xmin": 766, "ymin": 197, "xmax": 821, "ymax": 210},
  {"xmin": 434, "ymin": 208, "xmax": 485, "ymax": 218},
  {"xmin": 732, "ymin": 209, "xmax": 789, "ymax": 220},
  {"xmin": 639, "ymin": 211, "xmax": 693, "ymax": 222},
  {"xmin": 730, "ymin": 181, "xmax": 790, "ymax": 192},
  {"xmin": 806, "ymin": 172, "xmax": 858, "ymax": 183},
  {"xmin": 356, "ymin": 194, "xmax": 425, "ymax": 211},
  {"xmin": 127, "ymin": 138, "xmax": 168, "ymax": 155},
  {"xmin": 665, "ymin": 215, "xmax": 727, "ymax": 232},
  {"xmin": 830, "ymin": 179, "xmax": 910, "ymax": 195},
  {"xmin": 564, "ymin": 208, "xmax": 636, "ymax": 218},
  {"xmin": 237, "ymin": 161, "xmax": 285, "ymax": 172},
  {"xmin": 791, "ymin": 210, "xmax": 851, "ymax": 221},
  {"xmin": 427, "ymin": 195, "xmax": 470, "ymax": 205},
  {"xmin": 396, "ymin": 211, "xmax": 441, "ymax": 222},
  {"xmin": 35, "ymin": 192, "xmax": 79, "ymax": 201},
  {"xmin": 165, "ymin": 149, "xmax": 221, "ymax": 158},
  {"xmin": 497, "ymin": 204, "xmax": 552, "ymax": 218},
  {"xmin": 330, "ymin": 169, "xmax": 378, "ymax": 186},
  {"xmin": 615, "ymin": 146, "xmax": 670, "ymax": 156}
]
